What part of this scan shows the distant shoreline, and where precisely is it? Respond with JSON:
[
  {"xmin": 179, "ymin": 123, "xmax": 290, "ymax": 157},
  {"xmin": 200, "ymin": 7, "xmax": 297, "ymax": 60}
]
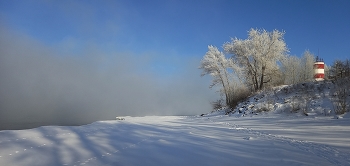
[{"xmin": 0, "ymin": 121, "xmax": 94, "ymax": 131}]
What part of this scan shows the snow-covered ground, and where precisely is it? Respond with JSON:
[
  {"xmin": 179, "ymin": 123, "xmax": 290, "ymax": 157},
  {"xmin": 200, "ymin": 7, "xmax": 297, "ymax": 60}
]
[
  {"xmin": 1, "ymin": 114, "xmax": 349, "ymax": 166},
  {"xmin": 232, "ymin": 80, "xmax": 348, "ymax": 117},
  {"xmin": 1, "ymin": 80, "xmax": 349, "ymax": 165}
]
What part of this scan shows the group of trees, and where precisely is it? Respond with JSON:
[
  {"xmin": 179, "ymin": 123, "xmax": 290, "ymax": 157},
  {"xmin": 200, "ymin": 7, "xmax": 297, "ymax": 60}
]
[
  {"xmin": 329, "ymin": 59, "xmax": 350, "ymax": 114},
  {"xmin": 281, "ymin": 51, "xmax": 316, "ymax": 84},
  {"xmin": 200, "ymin": 28, "xmax": 317, "ymax": 110},
  {"xmin": 329, "ymin": 59, "xmax": 350, "ymax": 80}
]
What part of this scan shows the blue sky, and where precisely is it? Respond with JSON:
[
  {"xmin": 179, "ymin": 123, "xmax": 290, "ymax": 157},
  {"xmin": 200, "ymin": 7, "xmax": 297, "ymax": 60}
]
[
  {"xmin": 1, "ymin": 0, "xmax": 349, "ymax": 67},
  {"xmin": 0, "ymin": 0, "xmax": 350, "ymax": 122}
]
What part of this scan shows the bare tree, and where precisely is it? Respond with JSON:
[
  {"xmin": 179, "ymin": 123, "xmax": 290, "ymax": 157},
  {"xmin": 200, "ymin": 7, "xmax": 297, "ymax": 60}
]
[
  {"xmin": 224, "ymin": 28, "xmax": 288, "ymax": 91},
  {"xmin": 331, "ymin": 78, "xmax": 350, "ymax": 114},
  {"xmin": 344, "ymin": 59, "xmax": 350, "ymax": 78},
  {"xmin": 329, "ymin": 59, "xmax": 350, "ymax": 80}
]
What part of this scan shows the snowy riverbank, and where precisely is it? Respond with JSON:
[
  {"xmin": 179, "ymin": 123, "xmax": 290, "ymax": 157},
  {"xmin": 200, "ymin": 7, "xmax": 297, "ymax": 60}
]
[{"xmin": 1, "ymin": 114, "xmax": 349, "ymax": 166}]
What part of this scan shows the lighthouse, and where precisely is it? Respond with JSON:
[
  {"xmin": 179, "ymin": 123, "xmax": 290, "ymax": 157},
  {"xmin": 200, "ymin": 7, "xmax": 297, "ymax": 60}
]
[{"xmin": 314, "ymin": 56, "xmax": 325, "ymax": 81}]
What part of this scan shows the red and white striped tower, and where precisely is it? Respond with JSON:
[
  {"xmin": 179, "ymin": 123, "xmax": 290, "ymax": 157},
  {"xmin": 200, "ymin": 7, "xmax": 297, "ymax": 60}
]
[{"xmin": 314, "ymin": 56, "xmax": 325, "ymax": 81}]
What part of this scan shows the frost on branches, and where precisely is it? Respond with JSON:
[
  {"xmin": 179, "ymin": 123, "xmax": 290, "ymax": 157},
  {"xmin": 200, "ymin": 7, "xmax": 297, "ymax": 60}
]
[
  {"xmin": 224, "ymin": 28, "xmax": 288, "ymax": 91},
  {"xmin": 281, "ymin": 50, "xmax": 316, "ymax": 85},
  {"xmin": 199, "ymin": 45, "xmax": 236, "ymax": 107},
  {"xmin": 200, "ymin": 28, "xmax": 290, "ymax": 109},
  {"xmin": 200, "ymin": 45, "xmax": 248, "ymax": 110},
  {"xmin": 200, "ymin": 28, "xmax": 325, "ymax": 111}
]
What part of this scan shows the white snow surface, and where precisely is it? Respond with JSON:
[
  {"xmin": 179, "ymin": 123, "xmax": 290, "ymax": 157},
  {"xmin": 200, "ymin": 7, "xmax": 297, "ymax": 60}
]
[
  {"xmin": 1, "ymin": 114, "xmax": 350, "ymax": 166},
  {"xmin": 1, "ymin": 81, "xmax": 349, "ymax": 165}
]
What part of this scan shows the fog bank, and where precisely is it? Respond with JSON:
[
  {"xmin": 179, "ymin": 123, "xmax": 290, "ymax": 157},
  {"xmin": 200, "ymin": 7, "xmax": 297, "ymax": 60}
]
[{"xmin": 0, "ymin": 27, "xmax": 216, "ymax": 130}]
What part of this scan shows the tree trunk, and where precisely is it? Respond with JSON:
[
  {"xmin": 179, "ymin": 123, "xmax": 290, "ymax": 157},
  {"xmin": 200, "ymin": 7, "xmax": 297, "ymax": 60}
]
[{"xmin": 259, "ymin": 66, "xmax": 266, "ymax": 90}]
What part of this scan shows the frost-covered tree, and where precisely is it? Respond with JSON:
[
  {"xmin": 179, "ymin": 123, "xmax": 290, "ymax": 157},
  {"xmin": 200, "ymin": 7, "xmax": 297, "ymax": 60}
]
[
  {"xmin": 224, "ymin": 28, "xmax": 288, "ymax": 91},
  {"xmin": 300, "ymin": 50, "xmax": 315, "ymax": 82},
  {"xmin": 281, "ymin": 55, "xmax": 302, "ymax": 84},
  {"xmin": 324, "ymin": 64, "xmax": 330, "ymax": 80},
  {"xmin": 280, "ymin": 50, "xmax": 315, "ymax": 85},
  {"xmin": 199, "ymin": 45, "xmax": 234, "ymax": 107}
]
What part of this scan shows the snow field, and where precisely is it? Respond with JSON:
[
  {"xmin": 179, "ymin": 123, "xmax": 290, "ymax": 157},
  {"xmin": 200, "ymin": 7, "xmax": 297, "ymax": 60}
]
[
  {"xmin": 200, "ymin": 115, "xmax": 350, "ymax": 165},
  {"xmin": 1, "ymin": 115, "xmax": 350, "ymax": 166}
]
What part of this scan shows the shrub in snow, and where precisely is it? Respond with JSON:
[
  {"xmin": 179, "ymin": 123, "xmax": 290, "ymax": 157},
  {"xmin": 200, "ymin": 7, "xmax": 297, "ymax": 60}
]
[
  {"xmin": 211, "ymin": 99, "xmax": 225, "ymax": 111},
  {"xmin": 255, "ymin": 102, "xmax": 272, "ymax": 113},
  {"xmin": 229, "ymin": 86, "xmax": 251, "ymax": 109},
  {"xmin": 290, "ymin": 95, "xmax": 301, "ymax": 113}
]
